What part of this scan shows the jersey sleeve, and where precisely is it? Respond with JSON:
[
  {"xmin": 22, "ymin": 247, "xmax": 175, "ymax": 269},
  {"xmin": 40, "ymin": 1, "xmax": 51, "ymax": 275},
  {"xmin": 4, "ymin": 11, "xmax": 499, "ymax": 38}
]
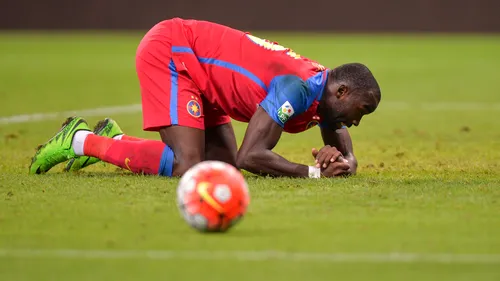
[{"xmin": 259, "ymin": 75, "xmax": 316, "ymax": 127}]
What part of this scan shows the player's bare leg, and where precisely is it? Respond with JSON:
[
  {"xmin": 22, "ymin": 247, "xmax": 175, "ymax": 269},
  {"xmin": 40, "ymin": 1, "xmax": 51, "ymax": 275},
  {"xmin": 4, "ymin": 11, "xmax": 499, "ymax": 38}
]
[
  {"xmin": 204, "ymin": 123, "xmax": 237, "ymax": 167},
  {"xmin": 159, "ymin": 125, "xmax": 205, "ymax": 176}
]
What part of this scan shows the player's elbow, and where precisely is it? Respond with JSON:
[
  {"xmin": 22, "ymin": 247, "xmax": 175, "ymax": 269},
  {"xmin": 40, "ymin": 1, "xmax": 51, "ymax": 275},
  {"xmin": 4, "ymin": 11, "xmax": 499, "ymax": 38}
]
[
  {"xmin": 236, "ymin": 150, "xmax": 259, "ymax": 172},
  {"xmin": 235, "ymin": 152, "xmax": 250, "ymax": 171}
]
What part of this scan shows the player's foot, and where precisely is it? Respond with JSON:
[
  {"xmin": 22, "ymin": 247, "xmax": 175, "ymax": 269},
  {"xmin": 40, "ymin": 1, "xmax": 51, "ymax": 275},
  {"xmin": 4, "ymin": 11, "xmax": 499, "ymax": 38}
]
[
  {"xmin": 29, "ymin": 116, "xmax": 91, "ymax": 174},
  {"xmin": 64, "ymin": 118, "xmax": 124, "ymax": 172}
]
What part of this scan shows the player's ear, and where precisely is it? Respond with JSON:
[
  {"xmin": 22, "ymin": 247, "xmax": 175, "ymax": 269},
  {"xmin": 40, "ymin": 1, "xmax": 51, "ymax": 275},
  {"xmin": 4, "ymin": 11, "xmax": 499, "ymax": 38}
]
[{"xmin": 336, "ymin": 85, "xmax": 348, "ymax": 98}]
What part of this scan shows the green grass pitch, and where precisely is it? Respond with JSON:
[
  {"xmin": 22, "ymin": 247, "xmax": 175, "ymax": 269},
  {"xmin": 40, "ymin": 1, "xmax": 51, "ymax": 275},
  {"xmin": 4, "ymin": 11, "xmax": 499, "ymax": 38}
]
[{"xmin": 0, "ymin": 32, "xmax": 500, "ymax": 281}]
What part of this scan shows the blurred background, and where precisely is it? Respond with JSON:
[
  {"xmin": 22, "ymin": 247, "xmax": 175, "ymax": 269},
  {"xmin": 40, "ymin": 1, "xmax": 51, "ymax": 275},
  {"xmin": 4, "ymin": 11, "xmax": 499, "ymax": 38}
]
[{"xmin": 2, "ymin": 0, "xmax": 499, "ymax": 32}]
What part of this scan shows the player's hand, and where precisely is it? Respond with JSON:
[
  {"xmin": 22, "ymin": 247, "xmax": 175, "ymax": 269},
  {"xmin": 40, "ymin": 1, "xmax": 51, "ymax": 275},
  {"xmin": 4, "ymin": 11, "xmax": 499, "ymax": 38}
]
[
  {"xmin": 311, "ymin": 146, "xmax": 346, "ymax": 169},
  {"xmin": 320, "ymin": 161, "xmax": 351, "ymax": 178}
]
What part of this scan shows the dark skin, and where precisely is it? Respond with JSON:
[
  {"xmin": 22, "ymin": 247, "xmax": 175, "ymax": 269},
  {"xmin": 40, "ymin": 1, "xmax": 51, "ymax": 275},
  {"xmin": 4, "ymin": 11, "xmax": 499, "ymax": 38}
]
[
  {"xmin": 236, "ymin": 107, "xmax": 313, "ymax": 177},
  {"xmin": 159, "ymin": 126, "xmax": 205, "ymax": 177},
  {"xmin": 236, "ymin": 107, "xmax": 351, "ymax": 177},
  {"xmin": 314, "ymin": 128, "xmax": 357, "ymax": 175},
  {"xmin": 159, "ymin": 123, "xmax": 237, "ymax": 176},
  {"xmin": 159, "ymin": 73, "xmax": 379, "ymax": 178},
  {"xmin": 161, "ymin": 120, "xmax": 353, "ymax": 178},
  {"xmin": 237, "ymin": 76, "xmax": 379, "ymax": 178},
  {"xmin": 204, "ymin": 123, "xmax": 238, "ymax": 166},
  {"xmin": 310, "ymin": 80, "xmax": 379, "ymax": 174}
]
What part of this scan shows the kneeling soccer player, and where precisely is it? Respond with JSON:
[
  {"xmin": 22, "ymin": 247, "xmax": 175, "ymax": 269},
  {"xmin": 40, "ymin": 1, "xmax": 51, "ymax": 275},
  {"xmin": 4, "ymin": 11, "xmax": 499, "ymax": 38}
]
[{"xmin": 29, "ymin": 18, "xmax": 381, "ymax": 178}]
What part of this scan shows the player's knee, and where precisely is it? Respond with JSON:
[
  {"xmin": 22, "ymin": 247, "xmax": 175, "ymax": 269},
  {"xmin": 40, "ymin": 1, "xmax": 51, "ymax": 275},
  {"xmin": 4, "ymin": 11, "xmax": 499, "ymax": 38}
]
[
  {"xmin": 172, "ymin": 152, "xmax": 204, "ymax": 177},
  {"xmin": 236, "ymin": 156, "xmax": 245, "ymax": 170}
]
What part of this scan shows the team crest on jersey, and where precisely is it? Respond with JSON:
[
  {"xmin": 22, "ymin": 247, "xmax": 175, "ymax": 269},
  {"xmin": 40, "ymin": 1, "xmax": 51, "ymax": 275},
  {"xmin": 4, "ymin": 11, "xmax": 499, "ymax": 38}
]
[
  {"xmin": 277, "ymin": 101, "xmax": 294, "ymax": 124},
  {"xmin": 187, "ymin": 100, "xmax": 201, "ymax": 118}
]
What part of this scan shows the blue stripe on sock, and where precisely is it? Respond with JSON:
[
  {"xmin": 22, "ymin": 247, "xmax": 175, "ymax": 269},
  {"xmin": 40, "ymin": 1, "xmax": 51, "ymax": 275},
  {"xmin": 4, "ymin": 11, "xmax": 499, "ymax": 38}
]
[{"xmin": 158, "ymin": 145, "xmax": 174, "ymax": 177}]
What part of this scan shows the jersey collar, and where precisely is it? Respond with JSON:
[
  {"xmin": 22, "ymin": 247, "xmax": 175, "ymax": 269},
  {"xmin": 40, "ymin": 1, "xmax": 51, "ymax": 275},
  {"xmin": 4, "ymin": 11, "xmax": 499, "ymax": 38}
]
[{"xmin": 306, "ymin": 69, "xmax": 329, "ymax": 102}]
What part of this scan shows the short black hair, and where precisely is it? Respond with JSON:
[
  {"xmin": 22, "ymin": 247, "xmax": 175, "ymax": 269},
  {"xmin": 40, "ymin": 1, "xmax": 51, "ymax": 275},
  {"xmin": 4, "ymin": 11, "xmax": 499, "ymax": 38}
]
[{"xmin": 331, "ymin": 63, "xmax": 381, "ymax": 102}]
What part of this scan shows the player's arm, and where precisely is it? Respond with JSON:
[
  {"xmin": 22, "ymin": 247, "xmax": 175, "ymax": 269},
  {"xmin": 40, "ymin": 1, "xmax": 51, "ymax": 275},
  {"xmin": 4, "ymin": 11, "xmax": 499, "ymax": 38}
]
[
  {"xmin": 236, "ymin": 107, "xmax": 309, "ymax": 177},
  {"xmin": 236, "ymin": 75, "xmax": 348, "ymax": 178},
  {"xmin": 319, "ymin": 126, "xmax": 358, "ymax": 175}
]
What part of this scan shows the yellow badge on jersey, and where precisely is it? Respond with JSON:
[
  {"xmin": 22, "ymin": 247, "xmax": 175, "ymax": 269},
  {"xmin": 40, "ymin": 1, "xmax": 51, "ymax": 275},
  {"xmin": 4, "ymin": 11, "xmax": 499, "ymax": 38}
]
[
  {"xmin": 245, "ymin": 34, "xmax": 302, "ymax": 59},
  {"xmin": 246, "ymin": 34, "xmax": 287, "ymax": 51}
]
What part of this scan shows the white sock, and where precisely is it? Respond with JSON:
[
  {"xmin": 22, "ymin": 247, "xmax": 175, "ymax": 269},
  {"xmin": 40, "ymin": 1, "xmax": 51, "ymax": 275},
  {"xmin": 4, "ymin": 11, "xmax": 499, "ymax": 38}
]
[
  {"xmin": 113, "ymin": 134, "xmax": 124, "ymax": 140},
  {"xmin": 72, "ymin": 131, "xmax": 93, "ymax": 156}
]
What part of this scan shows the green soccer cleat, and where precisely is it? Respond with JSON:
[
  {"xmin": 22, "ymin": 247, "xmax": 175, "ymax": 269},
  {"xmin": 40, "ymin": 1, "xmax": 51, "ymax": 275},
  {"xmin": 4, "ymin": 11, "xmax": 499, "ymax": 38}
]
[
  {"xmin": 29, "ymin": 116, "xmax": 91, "ymax": 174},
  {"xmin": 64, "ymin": 118, "xmax": 124, "ymax": 172}
]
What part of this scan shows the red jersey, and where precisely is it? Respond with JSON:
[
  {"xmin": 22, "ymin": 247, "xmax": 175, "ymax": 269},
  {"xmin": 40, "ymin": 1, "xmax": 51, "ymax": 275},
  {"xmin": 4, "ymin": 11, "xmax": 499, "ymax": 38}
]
[
  {"xmin": 168, "ymin": 18, "xmax": 328, "ymax": 133},
  {"xmin": 136, "ymin": 18, "xmax": 329, "ymax": 133}
]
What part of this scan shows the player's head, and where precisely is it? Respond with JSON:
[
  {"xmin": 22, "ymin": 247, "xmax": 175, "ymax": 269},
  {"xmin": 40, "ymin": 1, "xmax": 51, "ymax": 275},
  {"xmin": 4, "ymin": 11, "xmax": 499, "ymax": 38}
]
[{"xmin": 319, "ymin": 63, "xmax": 381, "ymax": 129}]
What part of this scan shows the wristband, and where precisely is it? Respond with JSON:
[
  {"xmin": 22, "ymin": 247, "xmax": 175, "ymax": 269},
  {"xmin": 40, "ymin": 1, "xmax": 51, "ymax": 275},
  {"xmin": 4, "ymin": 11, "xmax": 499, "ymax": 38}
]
[{"xmin": 308, "ymin": 166, "xmax": 321, "ymax": 178}]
